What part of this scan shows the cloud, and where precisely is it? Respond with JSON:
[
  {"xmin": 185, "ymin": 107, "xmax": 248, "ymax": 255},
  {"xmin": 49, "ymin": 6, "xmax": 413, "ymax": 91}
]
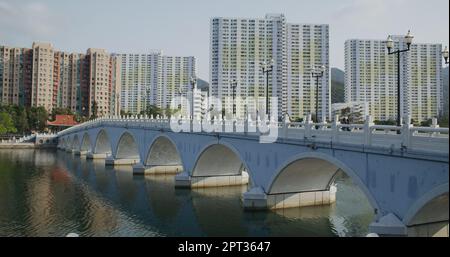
[{"xmin": 0, "ymin": 1, "xmax": 64, "ymax": 41}]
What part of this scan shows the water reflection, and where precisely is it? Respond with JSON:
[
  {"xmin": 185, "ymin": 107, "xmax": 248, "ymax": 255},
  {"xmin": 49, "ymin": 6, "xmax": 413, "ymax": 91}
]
[{"xmin": 0, "ymin": 149, "xmax": 374, "ymax": 237}]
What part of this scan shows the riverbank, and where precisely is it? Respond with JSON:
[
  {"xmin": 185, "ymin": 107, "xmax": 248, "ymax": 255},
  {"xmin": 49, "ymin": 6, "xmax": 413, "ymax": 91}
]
[{"xmin": 0, "ymin": 143, "xmax": 56, "ymax": 149}]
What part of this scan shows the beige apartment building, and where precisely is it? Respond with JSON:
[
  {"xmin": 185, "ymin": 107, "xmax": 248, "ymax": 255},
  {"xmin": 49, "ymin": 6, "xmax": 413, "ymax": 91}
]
[
  {"xmin": 0, "ymin": 42, "xmax": 121, "ymax": 117},
  {"xmin": 0, "ymin": 46, "xmax": 33, "ymax": 106}
]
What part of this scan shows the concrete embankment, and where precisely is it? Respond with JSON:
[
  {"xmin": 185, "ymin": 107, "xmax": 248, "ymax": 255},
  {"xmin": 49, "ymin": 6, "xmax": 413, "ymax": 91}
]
[{"xmin": 0, "ymin": 144, "xmax": 56, "ymax": 149}]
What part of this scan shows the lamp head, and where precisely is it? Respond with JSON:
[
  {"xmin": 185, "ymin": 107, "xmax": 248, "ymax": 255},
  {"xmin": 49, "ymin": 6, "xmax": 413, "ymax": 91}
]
[
  {"xmin": 405, "ymin": 30, "xmax": 414, "ymax": 47},
  {"xmin": 443, "ymin": 46, "xmax": 449, "ymax": 63},
  {"xmin": 386, "ymin": 35, "xmax": 394, "ymax": 50}
]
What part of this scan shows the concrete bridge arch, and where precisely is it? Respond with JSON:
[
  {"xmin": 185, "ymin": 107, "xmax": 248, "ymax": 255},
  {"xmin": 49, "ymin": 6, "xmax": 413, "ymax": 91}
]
[
  {"xmin": 94, "ymin": 129, "xmax": 112, "ymax": 155},
  {"xmin": 264, "ymin": 152, "xmax": 380, "ymax": 214},
  {"xmin": 79, "ymin": 133, "xmax": 92, "ymax": 154},
  {"xmin": 71, "ymin": 135, "xmax": 80, "ymax": 151},
  {"xmin": 187, "ymin": 141, "xmax": 251, "ymax": 188},
  {"xmin": 107, "ymin": 131, "xmax": 140, "ymax": 166}
]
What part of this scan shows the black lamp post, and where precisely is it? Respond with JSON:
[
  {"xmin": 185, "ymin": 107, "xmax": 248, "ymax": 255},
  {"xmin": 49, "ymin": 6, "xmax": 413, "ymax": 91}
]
[
  {"xmin": 386, "ymin": 30, "xmax": 414, "ymax": 128},
  {"xmin": 261, "ymin": 59, "xmax": 274, "ymax": 120},
  {"xmin": 312, "ymin": 65, "xmax": 325, "ymax": 123},
  {"xmin": 443, "ymin": 46, "xmax": 449, "ymax": 65},
  {"xmin": 190, "ymin": 77, "xmax": 197, "ymax": 120},
  {"xmin": 145, "ymin": 87, "xmax": 150, "ymax": 114},
  {"xmin": 231, "ymin": 79, "xmax": 238, "ymax": 117}
]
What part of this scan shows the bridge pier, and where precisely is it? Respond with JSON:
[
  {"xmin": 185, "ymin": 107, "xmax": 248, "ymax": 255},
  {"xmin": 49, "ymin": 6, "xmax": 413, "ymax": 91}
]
[
  {"xmin": 105, "ymin": 156, "xmax": 139, "ymax": 166},
  {"xmin": 73, "ymin": 150, "xmax": 88, "ymax": 156},
  {"xmin": 86, "ymin": 152, "xmax": 108, "ymax": 160},
  {"xmin": 175, "ymin": 171, "xmax": 249, "ymax": 188},
  {"xmin": 133, "ymin": 163, "xmax": 183, "ymax": 175},
  {"xmin": 242, "ymin": 186, "xmax": 337, "ymax": 210}
]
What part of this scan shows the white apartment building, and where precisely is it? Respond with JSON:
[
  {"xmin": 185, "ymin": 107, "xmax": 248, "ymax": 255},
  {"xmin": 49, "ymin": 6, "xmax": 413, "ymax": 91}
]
[
  {"xmin": 159, "ymin": 56, "xmax": 196, "ymax": 110},
  {"xmin": 286, "ymin": 23, "xmax": 330, "ymax": 121},
  {"xmin": 345, "ymin": 38, "xmax": 443, "ymax": 123},
  {"xmin": 116, "ymin": 53, "xmax": 196, "ymax": 114},
  {"xmin": 210, "ymin": 14, "xmax": 330, "ymax": 121},
  {"xmin": 115, "ymin": 53, "xmax": 161, "ymax": 114}
]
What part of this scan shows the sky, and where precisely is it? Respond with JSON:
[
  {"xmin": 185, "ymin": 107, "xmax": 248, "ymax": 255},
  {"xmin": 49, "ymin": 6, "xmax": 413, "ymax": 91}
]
[{"xmin": 0, "ymin": 0, "xmax": 449, "ymax": 80}]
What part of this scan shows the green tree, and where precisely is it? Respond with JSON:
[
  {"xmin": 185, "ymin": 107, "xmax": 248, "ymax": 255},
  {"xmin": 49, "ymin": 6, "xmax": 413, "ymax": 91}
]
[
  {"xmin": 0, "ymin": 112, "xmax": 18, "ymax": 135},
  {"xmin": 374, "ymin": 119, "xmax": 396, "ymax": 126},
  {"xmin": 90, "ymin": 101, "xmax": 98, "ymax": 120},
  {"xmin": 141, "ymin": 105, "xmax": 163, "ymax": 118},
  {"xmin": 15, "ymin": 107, "xmax": 29, "ymax": 134},
  {"xmin": 27, "ymin": 106, "xmax": 48, "ymax": 132}
]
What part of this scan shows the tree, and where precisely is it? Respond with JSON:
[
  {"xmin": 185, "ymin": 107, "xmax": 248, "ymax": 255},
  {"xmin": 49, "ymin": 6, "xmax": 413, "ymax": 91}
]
[
  {"xmin": 90, "ymin": 101, "xmax": 98, "ymax": 120},
  {"xmin": 374, "ymin": 119, "xmax": 396, "ymax": 126},
  {"xmin": 15, "ymin": 107, "xmax": 29, "ymax": 134},
  {"xmin": 27, "ymin": 106, "xmax": 48, "ymax": 132},
  {"xmin": 141, "ymin": 105, "xmax": 163, "ymax": 118},
  {"xmin": 0, "ymin": 112, "xmax": 17, "ymax": 135}
]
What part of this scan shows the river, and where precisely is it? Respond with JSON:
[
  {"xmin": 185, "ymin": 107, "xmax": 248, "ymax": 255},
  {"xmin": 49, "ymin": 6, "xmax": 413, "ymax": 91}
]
[{"xmin": 0, "ymin": 149, "xmax": 374, "ymax": 237}]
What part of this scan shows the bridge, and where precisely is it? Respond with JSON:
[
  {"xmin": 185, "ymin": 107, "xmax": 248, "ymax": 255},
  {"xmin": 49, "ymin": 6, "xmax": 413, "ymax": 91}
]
[{"xmin": 56, "ymin": 114, "xmax": 449, "ymax": 237}]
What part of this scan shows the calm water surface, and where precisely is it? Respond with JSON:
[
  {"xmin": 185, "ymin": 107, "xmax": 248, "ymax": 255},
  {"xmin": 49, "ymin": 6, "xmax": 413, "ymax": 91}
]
[{"xmin": 0, "ymin": 149, "xmax": 374, "ymax": 237}]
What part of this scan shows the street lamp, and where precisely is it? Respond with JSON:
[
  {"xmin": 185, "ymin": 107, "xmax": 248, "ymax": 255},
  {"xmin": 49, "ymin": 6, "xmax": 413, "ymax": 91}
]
[
  {"xmin": 261, "ymin": 59, "xmax": 274, "ymax": 120},
  {"xmin": 311, "ymin": 65, "xmax": 326, "ymax": 123},
  {"xmin": 145, "ymin": 87, "xmax": 150, "ymax": 114},
  {"xmin": 231, "ymin": 79, "xmax": 238, "ymax": 117},
  {"xmin": 386, "ymin": 30, "xmax": 414, "ymax": 128},
  {"xmin": 190, "ymin": 76, "xmax": 197, "ymax": 120},
  {"xmin": 443, "ymin": 46, "xmax": 449, "ymax": 65}
]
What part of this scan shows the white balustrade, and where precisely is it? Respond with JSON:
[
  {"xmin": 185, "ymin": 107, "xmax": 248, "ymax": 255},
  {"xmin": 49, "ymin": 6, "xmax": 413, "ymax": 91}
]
[{"xmin": 56, "ymin": 115, "xmax": 449, "ymax": 154}]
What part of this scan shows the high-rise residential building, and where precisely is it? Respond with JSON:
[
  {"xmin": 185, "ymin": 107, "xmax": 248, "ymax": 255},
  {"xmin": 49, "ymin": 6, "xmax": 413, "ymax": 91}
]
[
  {"xmin": 159, "ymin": 56, "xmax": 196, "ymax": 110},
  {"xmin": 286, "ymin": 23, "xmax": 330, "ymax": 121},
  {"xmin": 31, "ymin": 42, "xmax": 55, "ymax": 112},
  {"xmin": 0, "ymin": 42, "xmax": 121, "ymax": 117},
  {"xmin": 110, "ymin": 56, "xmax": 122, "ymax": 117},
  {"xmin": 345, "ymin": 38, "xmax": 443, "ymax": 123},
  {"xmin": 210, "ymin": 14, "xmax": 330, "ymax": 120},
  {"xmin": 53, "ymin": 52, "xmax": 87, "ymax": 114},
  {"xmin": 115, "ymin": 52, "xmax": 161, "ymax": 114},
  {"xmin": 116, "ymin": 53, "xmax": 196, "ymax": 114},
  {"xmin": 0, "ymin": 46, "xmax": 33, "ymax": 106},
  {"xmin": 86, "ymin": 48, "xmax": 122, "ymax": 117}
]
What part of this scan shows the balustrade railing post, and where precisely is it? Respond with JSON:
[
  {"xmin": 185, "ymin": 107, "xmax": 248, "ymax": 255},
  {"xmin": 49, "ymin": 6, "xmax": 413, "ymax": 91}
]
[
  {"xmin": 244, "ymin": 114, "xmax": 250, "ymax": 135},
  {"xmin": 283, "ymin": 114, "xmax": 290, "ymax": 139},
  {"xmin": 364, "ymin": 115, "xmax": 374, "ymax": 146},
  {"xmin": 332, "ymin": 115, "xmax": 340, "ymax": 143},
  {"xmin": 401, "ymin": 116, "xmax": 412, "ymax": 149},
  {"xmin": 430, "ymin": 118, "xmax": 439, "ymax": 137},
  {"xmin": 305, "ymin": 114, "xmax": 312, "ymax": 139}
]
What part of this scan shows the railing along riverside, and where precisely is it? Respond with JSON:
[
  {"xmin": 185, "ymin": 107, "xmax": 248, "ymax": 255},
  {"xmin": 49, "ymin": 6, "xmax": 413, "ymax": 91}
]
[{"xmin": 57, "ymin": 115, "xmax": 449, "ymax": 154}]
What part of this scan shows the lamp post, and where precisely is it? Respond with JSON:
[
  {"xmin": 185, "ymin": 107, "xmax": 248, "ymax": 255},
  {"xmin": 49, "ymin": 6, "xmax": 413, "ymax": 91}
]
[
  {"xmin": 261, "ymin": 59, "xmax": 274, "ymax": 120},
  {"xmin": 443, "ymin": 46, "xmax": 449, "ymax": 65},
  {"xmin": 386, "ymin": 30, "xmax": 414, "ymax": 128},
  {"xmin": 190, "ymin": 76, "xmax": 197, "ymax": 120},
  {"xmin": 231, "ymin": 79, "xmax": 238, "ymax": 117},
  {"xmin": 145, "ymin": 87, "xmax": 150, "ymax": 115},
  {"xmin": 311, "ymin": 65, "xmax": 326, "ymax": 123}
]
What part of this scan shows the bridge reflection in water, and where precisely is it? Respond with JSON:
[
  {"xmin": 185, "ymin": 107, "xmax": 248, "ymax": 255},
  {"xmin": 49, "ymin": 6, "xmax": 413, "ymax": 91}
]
[{"xmin": 0, "ymin": 149, "xmax": 384, "ymax": 237}]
